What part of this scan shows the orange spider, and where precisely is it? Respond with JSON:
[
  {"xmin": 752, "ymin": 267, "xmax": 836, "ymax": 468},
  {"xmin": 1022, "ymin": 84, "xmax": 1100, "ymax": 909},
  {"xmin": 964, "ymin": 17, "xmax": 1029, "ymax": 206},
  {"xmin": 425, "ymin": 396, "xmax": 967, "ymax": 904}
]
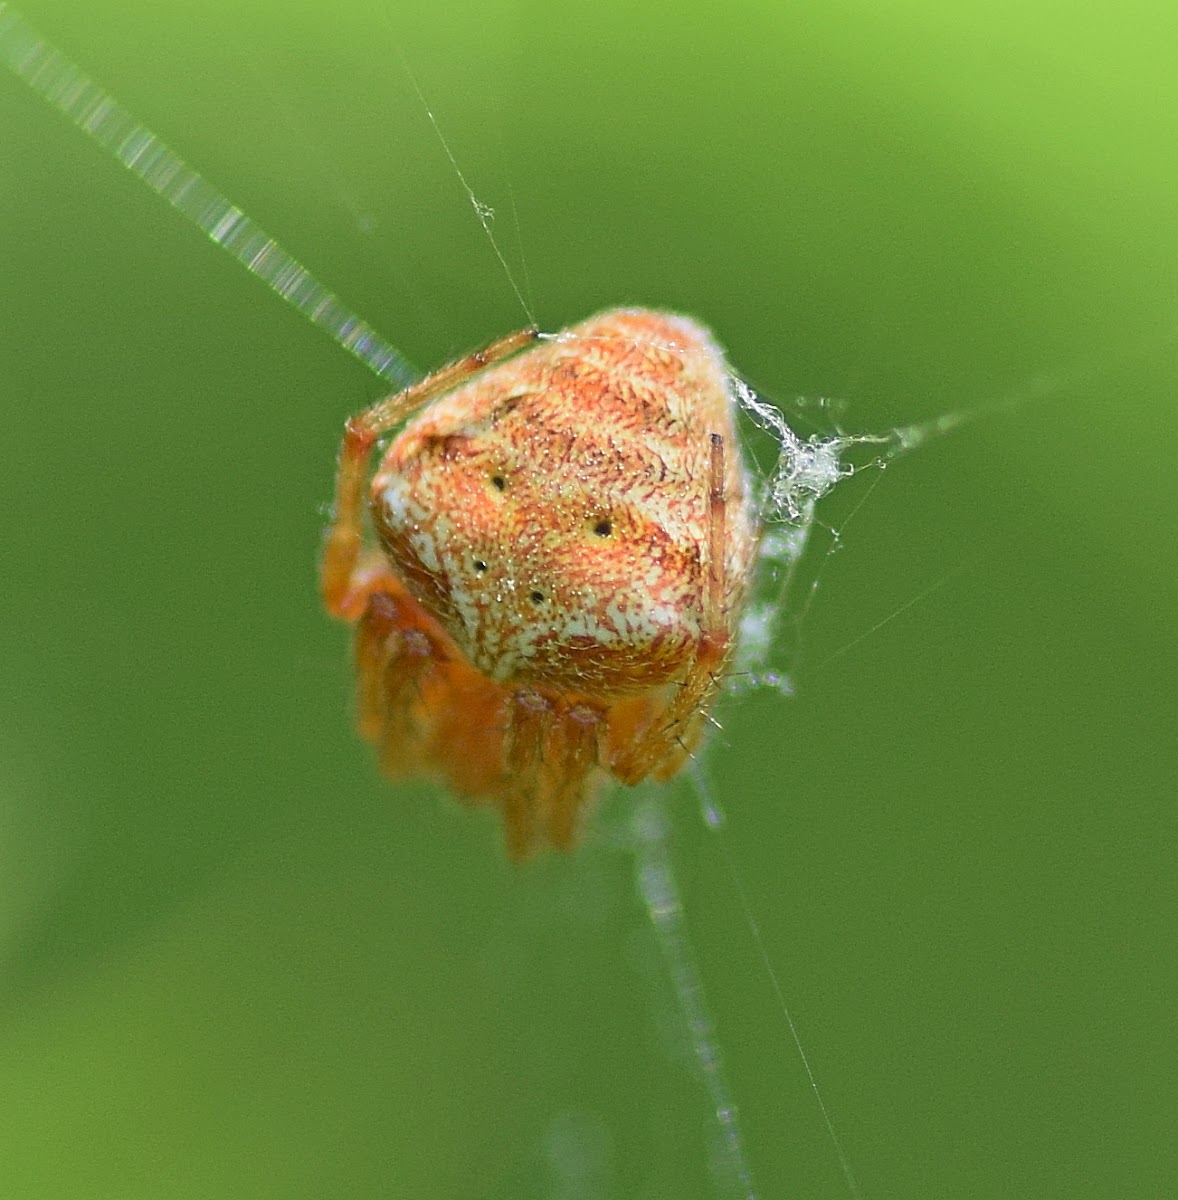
[{"xmin": 321, "ymin": 308, "xmax": 756, "ymax": 860}]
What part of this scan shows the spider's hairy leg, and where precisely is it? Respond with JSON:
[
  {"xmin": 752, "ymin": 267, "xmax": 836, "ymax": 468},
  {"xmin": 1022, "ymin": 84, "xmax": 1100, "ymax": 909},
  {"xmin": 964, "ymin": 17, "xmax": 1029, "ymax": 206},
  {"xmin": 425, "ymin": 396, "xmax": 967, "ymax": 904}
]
[
  {"xmin": 355, "ymin": 589, "xmax": 403, "ymax": 741},
  {"xmin": 501, "ymin": 689, "xmax": 550, "ymax": 861},
  {"xmin": 609, "ymin": 433, "xmax": 731, "ymax": 786},
  {"xmin": 498, "ymin": 693, "xmax": 607, "ymax": 860},
  {"xmin": 353, "ymin": 583, "xmax": 442, "ymax": 776},
  {"xmin": 321, "ymin": 327, "xmax": 540, "ymax": 618},
  {"xmin": 544, "ymin": 704, "xmax": 606, "ymax": 853},
  {"xmin": 375, "ymin": 625, "xmax": 440, "ymax": 779}
]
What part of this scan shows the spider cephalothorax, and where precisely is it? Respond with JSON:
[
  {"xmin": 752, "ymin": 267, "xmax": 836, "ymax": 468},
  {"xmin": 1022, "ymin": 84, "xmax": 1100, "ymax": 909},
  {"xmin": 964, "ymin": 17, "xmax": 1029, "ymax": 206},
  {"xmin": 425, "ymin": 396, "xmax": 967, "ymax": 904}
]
[{"xmin": 322, "ymin": 308, "xmax": 755, "ymax": 859}]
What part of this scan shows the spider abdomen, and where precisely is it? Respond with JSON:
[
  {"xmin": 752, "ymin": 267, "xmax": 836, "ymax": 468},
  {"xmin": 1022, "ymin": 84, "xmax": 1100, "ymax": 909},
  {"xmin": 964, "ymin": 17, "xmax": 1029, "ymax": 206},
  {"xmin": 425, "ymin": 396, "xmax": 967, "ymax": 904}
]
[{"xmin": 370, "ymin": 309, "xmax": 754, "ymax": 698}]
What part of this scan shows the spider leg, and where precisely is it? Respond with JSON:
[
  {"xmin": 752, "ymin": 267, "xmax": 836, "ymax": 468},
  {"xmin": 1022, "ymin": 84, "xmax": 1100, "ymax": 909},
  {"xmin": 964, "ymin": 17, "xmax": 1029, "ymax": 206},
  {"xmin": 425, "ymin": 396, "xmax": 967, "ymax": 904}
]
[
  {"xmin": 545, "ymin": 704, "xmax": 605, "ymax": 852},
  {"xmin": 321, "ymin": 327, "xmax": 539, "ymax": 618},
  {"xmin": 499, "ymin": 693, "xmax": 606, "ymax": 860},
  {"xmin": 354, "ymin": 584, "xmax": 443, "ymax": 777},
  {"xmin": 355, "ymin": 589, "xmax": 402, "ymax": 742},
  {"xmin": 609, "ymin": 432, "xmax": 731, "ymax": 786},
  {"xmin": 501, "ymin": 690, "xmax": 551, "ymax": 861}
]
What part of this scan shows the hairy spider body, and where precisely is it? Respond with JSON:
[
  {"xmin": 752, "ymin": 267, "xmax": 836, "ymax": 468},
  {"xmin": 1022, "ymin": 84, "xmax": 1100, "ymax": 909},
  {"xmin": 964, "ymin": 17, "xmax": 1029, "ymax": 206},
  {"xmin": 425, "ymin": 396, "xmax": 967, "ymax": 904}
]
[{"xmin": 322, "ymin": 308, "xmax": 755, "ymax": 859}]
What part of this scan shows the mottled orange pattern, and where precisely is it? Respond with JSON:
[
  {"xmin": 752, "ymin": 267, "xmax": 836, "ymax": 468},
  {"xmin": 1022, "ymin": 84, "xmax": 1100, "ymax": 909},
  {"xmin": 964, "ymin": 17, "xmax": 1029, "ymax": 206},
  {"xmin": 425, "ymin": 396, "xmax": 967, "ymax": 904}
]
[{"xmin": 322, "ymin": 309, "xmax": 756, "ymax": 859}]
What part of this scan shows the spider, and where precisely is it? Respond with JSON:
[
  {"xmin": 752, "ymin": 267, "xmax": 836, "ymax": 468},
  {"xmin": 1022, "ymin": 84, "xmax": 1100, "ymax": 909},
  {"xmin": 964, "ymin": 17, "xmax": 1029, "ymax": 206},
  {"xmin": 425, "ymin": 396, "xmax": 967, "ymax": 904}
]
[{"xmin": 321, "ymin": 308, "xmax": 757, "ymax": 860}]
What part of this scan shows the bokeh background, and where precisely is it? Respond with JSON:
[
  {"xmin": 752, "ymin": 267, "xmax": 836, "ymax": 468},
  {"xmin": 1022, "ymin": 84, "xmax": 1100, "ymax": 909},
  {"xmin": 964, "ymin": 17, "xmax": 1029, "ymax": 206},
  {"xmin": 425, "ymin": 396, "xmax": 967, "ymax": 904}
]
[{"xmin": 2, "ymin": 1, "xmax": 1175, "ymax": 1197}]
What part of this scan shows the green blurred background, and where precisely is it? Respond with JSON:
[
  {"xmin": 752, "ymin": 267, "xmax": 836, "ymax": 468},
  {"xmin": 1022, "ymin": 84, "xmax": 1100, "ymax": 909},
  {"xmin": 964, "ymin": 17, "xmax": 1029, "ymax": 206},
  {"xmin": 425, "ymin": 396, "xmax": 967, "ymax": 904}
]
[{"xmin": 2, "ymin": 1, "xmax": 1175, "ymax": 1196}]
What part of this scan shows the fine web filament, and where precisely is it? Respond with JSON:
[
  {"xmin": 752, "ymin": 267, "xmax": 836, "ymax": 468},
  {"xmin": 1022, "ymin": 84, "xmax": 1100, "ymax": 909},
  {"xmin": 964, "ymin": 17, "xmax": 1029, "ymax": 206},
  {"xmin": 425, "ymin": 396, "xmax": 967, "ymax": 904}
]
[
  {"xmin": 0, "ymin": 3, "xmax": 420, "ymax": 389},
  {"xmin": 632, "ymin": 794, "xmax": 758, "ymax": 1200},
  {"xmin": 397, "ymin": 53, "xmax": 538, "ymax": 331},
  {"xmin": 690, "ymin": 765, "xmax": 865, "ymax": 1200}
]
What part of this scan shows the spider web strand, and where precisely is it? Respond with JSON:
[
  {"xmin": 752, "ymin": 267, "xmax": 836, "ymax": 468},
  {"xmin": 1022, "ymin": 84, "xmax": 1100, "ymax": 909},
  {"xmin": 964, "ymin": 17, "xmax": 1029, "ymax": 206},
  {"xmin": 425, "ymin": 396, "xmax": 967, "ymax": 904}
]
[
  {"xmin": 0, "ymin": 3, "xmax": 420, "ymax": 388},
  {"xmin": 632, "ymin": 796, "xmax": 758, "ymax": 1200},
  {"xmin": 398, "ymin": 55, "xmax": 537, "ymax": 330},
  {"xmin": 690, "ymin": 765, "xmax": 865, "ymax": 1200}
]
